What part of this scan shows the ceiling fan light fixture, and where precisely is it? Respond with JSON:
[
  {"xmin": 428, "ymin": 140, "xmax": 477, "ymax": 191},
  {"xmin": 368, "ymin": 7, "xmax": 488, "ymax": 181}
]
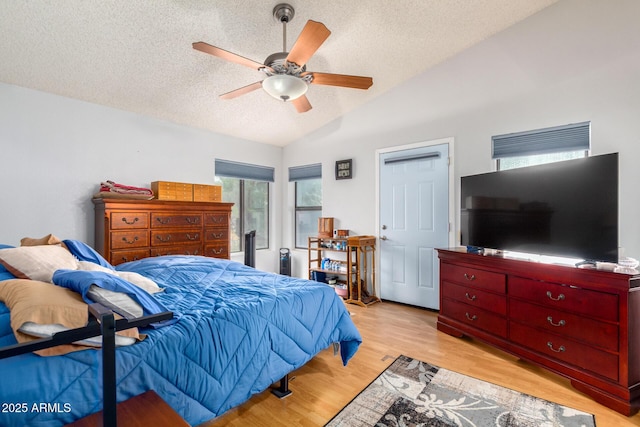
[
  {"xmin": 192, "ymin": 3, "xmax": 372, "ymax": 112},
  {"xmin": 262, "ymin": 74, "xmax": 308, "ymax": 102}
]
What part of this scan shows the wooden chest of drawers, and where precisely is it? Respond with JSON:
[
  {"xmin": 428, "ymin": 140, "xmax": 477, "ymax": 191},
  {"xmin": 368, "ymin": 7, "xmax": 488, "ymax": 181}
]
[
  {"xmin": 437, "ymin": 248, "xmax": 640, "ymax": 416},
  {"xmin": 440, "ymin": 264, "xmax": 507, "ymax": 338},
  {"xmin": 93, "ymin": 199, "xmax": 233, "ymax": 266}
]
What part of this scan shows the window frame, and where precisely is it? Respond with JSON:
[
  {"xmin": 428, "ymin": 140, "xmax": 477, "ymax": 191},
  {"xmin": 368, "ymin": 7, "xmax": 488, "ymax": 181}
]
[
  {"xmin": 241, "ymin": 179, "xmax": 269, "ymax": 251},
  {"xmin": 214, "ymin": 159, "xmax": 273, "ymax": 254},
  {"xmin": 493, "ymin": 122, "xmax": 591, "ymax": 171},
  {"xmin": 215, "ymin": 176, "xmax": 270, "ymax": 253},
  {"xmin": 294, "ymin": 179, "xmax": 322, "ymax": 249},
  {"xmin": 496, "ymin": 149, "xmax": 589, "ymax": 171}
]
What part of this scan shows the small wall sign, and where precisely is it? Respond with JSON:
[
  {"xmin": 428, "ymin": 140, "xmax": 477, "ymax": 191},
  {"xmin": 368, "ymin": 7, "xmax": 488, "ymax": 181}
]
[{"xmin": 335, "ymin": 159, "xmax": 352, "ymax": 180}]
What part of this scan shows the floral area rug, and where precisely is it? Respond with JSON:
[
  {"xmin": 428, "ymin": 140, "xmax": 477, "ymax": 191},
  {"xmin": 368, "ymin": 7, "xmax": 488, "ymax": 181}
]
[{"xmin": 325, "ymin": 355, "xmax": 596, "ymax": 427}]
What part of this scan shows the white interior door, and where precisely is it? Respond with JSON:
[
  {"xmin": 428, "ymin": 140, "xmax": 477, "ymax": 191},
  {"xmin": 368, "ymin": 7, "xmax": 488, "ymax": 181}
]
[{"xmin": 378, "ymin": 142, "xmax": 450, "ymax": 309}]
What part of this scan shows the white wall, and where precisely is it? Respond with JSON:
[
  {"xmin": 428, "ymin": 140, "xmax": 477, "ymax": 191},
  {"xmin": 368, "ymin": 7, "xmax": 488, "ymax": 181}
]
[
  {"xmin": 2, "ymin": 0, "xmax": 638, "ymax": 278},
  {"xmin": 0, "ymin": 83, "xmax": 284, "ymax": 272},
  {"xmin": 283, "ymin": 0, "xmax": 640, "ymax": 276}
]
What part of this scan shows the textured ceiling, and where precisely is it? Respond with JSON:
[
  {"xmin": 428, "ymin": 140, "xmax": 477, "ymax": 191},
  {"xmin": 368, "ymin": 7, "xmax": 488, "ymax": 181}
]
[{"xmin": 0, "ymin": 0, "xmax": 557, "ymax": 146}]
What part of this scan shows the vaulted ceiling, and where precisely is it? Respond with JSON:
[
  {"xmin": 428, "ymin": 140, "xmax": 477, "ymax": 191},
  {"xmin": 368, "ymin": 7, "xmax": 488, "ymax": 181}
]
[{"xmin": 0, "ymin": 1, "xmax": 557, "ymax": 146}]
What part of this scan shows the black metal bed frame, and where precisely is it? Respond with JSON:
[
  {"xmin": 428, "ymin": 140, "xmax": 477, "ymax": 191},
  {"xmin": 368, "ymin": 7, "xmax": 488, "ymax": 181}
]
[{"xmin": 0, "ymin": 304, "xmax": 173, "ymax": 427}]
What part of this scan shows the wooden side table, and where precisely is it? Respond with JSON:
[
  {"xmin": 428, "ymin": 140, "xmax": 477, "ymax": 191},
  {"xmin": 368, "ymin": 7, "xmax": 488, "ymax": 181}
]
[{"xmin": 345, "ymin": 236, "xmax": 381, "ymax": 307}]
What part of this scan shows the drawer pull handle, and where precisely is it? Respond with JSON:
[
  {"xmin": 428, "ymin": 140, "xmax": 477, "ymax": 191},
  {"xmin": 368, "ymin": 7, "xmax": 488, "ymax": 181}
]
[
  {"xmin": 546, "ymin": 316, "xmax": 566, "ymax": 327},
  {"xmin": 121, "ymin": 217, "xmax": 139, "ymax": 225},
  {"xmin": 210, "ymin": 232, "xmax": 224, "ymax": 239},
  {"xmin": 156, "ymin": 217, "xmax": 171, "ymax": 225},
  {"xmin": 121, "ymin": 256, "xmax": 139, "ymax": 263},
  {"xmin": 547, "ymin": 341, "xmax": 565, "ymax": 353},
  {"xmin": 546, "ymin": 291, "xmax": 565, "ymax": 301},
  {"xmin": 186, "ymin": 217, "xmax": 200, "ymax": 224},
  {"xmin": 156, "ymin": 235, "xmax": 172, "ymax": 242},
  {"xmin": 465, "ymin": 292, "xmax": 477, "ymax": 301},
  {"xmin": 465, "ymin": 312, "xmax": 477, "ymax": 321},
  {"xmin": 186, "ymin": 233, "xmax": 199, "ymax": 241},
  {"xmin": 121, "ymin": 236, "xmax": 139, "ymax": 244},
  {"xmin": 464, "ymin": 273, "xmax": 476, "ymax": 281},
  {"xmin": 211, "ymin": 248, "xmax": 224, "ymax": 255}
]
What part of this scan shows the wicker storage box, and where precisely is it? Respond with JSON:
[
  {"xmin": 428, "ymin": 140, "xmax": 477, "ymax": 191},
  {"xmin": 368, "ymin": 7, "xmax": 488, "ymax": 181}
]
[
  {"xmin": 151, "ymin": 181, "xmax": 193, "ymax": 201},
  {"xmin": 193, "ymin": 184, "xmax": 222, "ymax": 202}
]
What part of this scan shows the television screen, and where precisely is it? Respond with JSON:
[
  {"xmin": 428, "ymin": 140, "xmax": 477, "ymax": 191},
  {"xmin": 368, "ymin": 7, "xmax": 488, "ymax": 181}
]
[{"xmin": 460, "ymin": 153, "xmax": 618, "ymax": 262}]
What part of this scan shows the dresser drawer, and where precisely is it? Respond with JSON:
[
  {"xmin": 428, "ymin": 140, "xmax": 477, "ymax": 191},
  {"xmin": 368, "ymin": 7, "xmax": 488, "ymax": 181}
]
[
  {"xmin": 441, "ymin": 298, "xmax": 507, "ymax": 338},
  {"xmin": 110, "ymin": 212, "xmax": 149, "ymax": 230},
  {"xmin": 204, "ymin": 228, "xmax": 229, "ymax": 242},
  {"xmin": 110, "ymin": 249, "xmax": 150, "ymax": 266},
  {"xmin": 509, "ymin": 277, "xmax": 618, "ymax": 322},
  {"xmin": 151, "ymin": 229, "xmax": 201, "ymax": 246},
  {"xmin": 204, "ymin": 244, "xmax": 229, "ymax": 259},
  {"xmin": 510, "ymin": 322, "xmax": 619, "ymax": 381},
  {"xmin": 509, "ymin": 299, "xmax": 618, "ymax": 351},
  {"xmin": 151, "ymin": 212, "xmax": 202, "ymax": 228},
  {"xmin": 110, "ymin": 230, "xmax": 149, "ymax": 249},
  {"xmin": 442, "ymin": 281, "xmax": 507, "ymax": 316},
  {"xmin": 441, "ymin": 262, "xmax": 506, "ymax": 293},
  {"xmin": 204, "ymin": 212, "xmax": 229, "ymax": 227},
  {"xmin": 151, "ymin": 245, "xmax": 201, "ymax": 257}
]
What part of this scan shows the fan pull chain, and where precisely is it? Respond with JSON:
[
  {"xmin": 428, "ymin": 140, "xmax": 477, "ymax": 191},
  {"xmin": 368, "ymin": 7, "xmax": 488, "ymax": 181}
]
[{"xmin": 282, "ymin": 21, "xmax": 287, "ymax": 52}]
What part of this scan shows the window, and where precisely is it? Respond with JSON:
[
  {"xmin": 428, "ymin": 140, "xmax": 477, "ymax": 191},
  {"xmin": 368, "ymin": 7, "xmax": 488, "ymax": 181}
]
[
  {"xmin": 498, "ymin": 150, "xmax": 586, "ymax": 170},
  {"xmin": 215, "ymin": 159, "xmax": 274, "ymax": 253},
  {"xmin": 295, "ymin": 179, "xmax": 322, "ymax": 248},
  {"xmin": 289, "ymin": 164, "xmax": 322, "ymax": 249},
  {"xmin": 493, "ymin": 122, "xmax": 590, "ymax": 170}
]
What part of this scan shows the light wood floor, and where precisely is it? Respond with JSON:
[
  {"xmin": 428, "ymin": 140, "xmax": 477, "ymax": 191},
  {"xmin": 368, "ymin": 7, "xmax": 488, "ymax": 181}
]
[{"xmin": 201, "ymin": 301, "xmax": 640, "ymax": 426}]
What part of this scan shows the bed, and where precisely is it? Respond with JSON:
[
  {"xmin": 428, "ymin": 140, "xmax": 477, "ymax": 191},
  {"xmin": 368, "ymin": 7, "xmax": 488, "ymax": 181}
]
[{"xmin": 0, "ymin": 241, "xmax": 362, "ymax": 426}]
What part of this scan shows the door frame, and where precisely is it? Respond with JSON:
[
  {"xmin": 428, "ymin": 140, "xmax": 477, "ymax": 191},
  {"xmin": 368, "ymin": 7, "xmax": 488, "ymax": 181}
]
[{"xmin": 374, "ymin": 137, "xmax": 456, "ymax": 297}]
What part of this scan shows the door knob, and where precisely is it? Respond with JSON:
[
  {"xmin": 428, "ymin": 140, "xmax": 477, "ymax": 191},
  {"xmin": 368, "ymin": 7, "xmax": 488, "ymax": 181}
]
[{"xmin": 380, "ymin": 235, "xmax": 388, "ymax": 241}]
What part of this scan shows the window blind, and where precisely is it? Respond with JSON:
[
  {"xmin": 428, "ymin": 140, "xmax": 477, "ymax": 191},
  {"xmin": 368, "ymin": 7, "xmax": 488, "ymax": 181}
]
[
  {"xmin": 384, "ymin": 152, "xmax": 440, "ymax": 164},
  {"xmin": 214, "ymin": 159, "xmax": 274, "ymax": 182},
  {"xmin": 492, "ymin": 122, "xmax": 590, "ymax": 159},
  {"xmin": 288, "ymin": 163, "xmax": 322, "ymax": 181}
]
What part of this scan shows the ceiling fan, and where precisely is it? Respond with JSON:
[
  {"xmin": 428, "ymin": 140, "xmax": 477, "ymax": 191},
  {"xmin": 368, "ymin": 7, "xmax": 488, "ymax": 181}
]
[{"xmin": 193, "ymin": 3, "xmax": 373, "ymax": 113}]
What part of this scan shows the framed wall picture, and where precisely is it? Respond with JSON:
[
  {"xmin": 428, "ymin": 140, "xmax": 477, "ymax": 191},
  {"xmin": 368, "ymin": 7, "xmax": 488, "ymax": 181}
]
[{"xmin": 335, "ymin": 159, "xmax": 352, "ymax": 180}]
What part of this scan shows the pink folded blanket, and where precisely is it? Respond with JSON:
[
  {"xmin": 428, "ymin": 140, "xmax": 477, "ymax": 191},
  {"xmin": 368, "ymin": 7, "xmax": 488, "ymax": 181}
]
[{"xmin": 100, "ymin": 180, "xmax": 153, "ymax": 196}]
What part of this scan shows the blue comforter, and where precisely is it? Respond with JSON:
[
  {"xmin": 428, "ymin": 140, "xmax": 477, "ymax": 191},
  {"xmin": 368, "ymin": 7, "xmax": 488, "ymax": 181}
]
[{"xmin": 0, "ymin": 255, "xmax": 361, "ymax": 426}]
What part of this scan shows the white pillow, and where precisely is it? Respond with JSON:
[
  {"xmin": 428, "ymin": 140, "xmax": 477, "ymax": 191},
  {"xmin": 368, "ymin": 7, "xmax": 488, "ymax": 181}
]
[
  {"xmin": 77, "ymin": 261, "xmax": 114, "ymax": 274},
  {"xmin": 77, "ymin": 261, "xmax": 163, "ymax": 294},
  {"xmin": 0, "ymin": 245, "xmax": 79, "ymax": 282},
  {"xmin": 87, "ymin": 285, "xmax": 143, "ymax": 319},
  {"xmin": 19, "ymin": 322, "xmax": 137, "ymax": 347},
  {"xmin": 114, "ymin": 271, "xmax": 163, "ymax": 294}
]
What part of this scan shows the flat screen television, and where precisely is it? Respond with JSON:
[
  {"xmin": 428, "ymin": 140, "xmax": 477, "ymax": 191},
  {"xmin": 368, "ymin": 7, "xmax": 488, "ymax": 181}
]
[{"xmin": 460, "ymin": 153, "xmax": 618, "ymax": 262}]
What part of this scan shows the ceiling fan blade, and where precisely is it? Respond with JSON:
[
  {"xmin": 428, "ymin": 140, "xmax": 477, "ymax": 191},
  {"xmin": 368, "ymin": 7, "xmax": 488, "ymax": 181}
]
[
  {"xmin": 292, "ymin": 95, "xmax": 312, "ymax": 113},
  {"xmin": 286, "ymin": 20, "xmax": 331, "ymax": 67},
  {"xmin": 304, "ymin": 72, "xmax": 373, "ymax": 90},
  {"xmin": 193, "ymin": 42, "xmax": 272, "ymax": 72},
  {"xmin": 220, "ymin": 81, "xmax": 263, "ymax": 100}
]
